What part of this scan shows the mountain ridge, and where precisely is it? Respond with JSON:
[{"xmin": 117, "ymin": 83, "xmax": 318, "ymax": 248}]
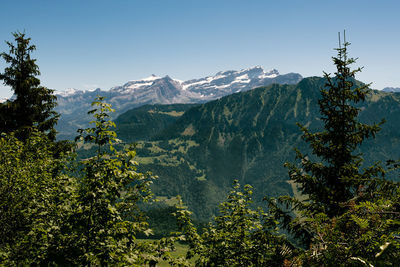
[
  {"xmin": 382, "ymin": 87, "xmax": 400, "ymax": 93},
  {"xmin": 56, "ymin": 66, "xmax": 301, "ymax": 101},
  {"xmin": 55, "ymin": 66, "xmax": 303, "ymax": 139}
]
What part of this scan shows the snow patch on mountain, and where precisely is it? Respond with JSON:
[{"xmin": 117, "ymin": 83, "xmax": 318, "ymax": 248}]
[
  {"xmin": 126, "ymin": 82, "xmax": 154, "ymax": 91},
  {"xmin": 127, "ymin": 74, "xmax": 160, "ymax": 83},
  {"xmin": 58, "ymin": 88, "xmax": 80, "ymax": 97}
]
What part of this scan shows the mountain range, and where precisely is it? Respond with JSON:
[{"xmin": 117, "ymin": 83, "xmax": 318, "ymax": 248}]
[
  {"xmin": 382, "ymin": 87, "xmax": 400, "ymax": 93},
  {"xmin": 55, "ymin": 67, "xmax": 302, "ymax": 139},
  {"xmin": 77, "ymin": 77, "xmax": 400, "ymax": 220}
]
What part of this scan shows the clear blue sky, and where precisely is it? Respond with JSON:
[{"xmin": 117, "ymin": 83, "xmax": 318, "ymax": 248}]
[{"xmin": 1, "ymin": 0, "xmax": 399, "ymax": 98}]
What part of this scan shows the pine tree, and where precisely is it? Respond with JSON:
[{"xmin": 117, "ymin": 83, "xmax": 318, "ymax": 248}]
[
  {"xmin": 284, "ymin": 32, "xmax": 384, "ymax": 218},
  {"xmin": 0, "ymin": 32, "xmax": 58, "ymax": 141},
  {"xmin": 268, "ymin": 32, "xmax": 400, "ymax": 265}
]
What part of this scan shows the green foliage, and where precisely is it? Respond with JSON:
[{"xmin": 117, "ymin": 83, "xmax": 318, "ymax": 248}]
[
  {"xmin": 61, "ymin": 96, "xmax": 158, "ymax": 265},
  {"xmin": 0, "ymin": 32, "xmax": 59, "ymax": 141},
  {"xmin": 139, "ymin": 206, "xmax": 183, "ymax": 239},
  {"xmin": 0, "ymin": 130, "xmax": 73, "ymax": 264},
  {"xmin": 0, "ymin": 96, "xmax": 177, "ymax": 265},
  {"xmin": 302, "ymin": 187, "xmax": 400, "ymax": 266},
  {"xmin": 175, "ymin": 181, "xmax": 291, "ymax": 266}
]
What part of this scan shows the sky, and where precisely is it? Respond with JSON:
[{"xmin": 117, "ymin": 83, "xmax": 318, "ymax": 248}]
[{"xmin": 0, "ymin": 0, "xmax": 399, "ymax": 98}]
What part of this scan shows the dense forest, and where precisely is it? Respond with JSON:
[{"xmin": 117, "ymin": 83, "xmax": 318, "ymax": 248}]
[{"xmin": 0, "ymin": 32, "xmax": 399, "ymax": 266}]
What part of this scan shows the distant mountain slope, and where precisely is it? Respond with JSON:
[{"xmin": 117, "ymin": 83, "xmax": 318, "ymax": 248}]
[
  {"xmin": 115, "ymin": 103, "xmax": 198, "ymax": 142},
  {"xmin": 382, "ymin": 87, "xmax": 400, "ymax": 93},
  {"xmin": 55, "ymin": 67, "xmax": 302, "ymax": 139},
  {"xmin": 110, "ymin": 77, "xmax": 400, "ymax": 220}
]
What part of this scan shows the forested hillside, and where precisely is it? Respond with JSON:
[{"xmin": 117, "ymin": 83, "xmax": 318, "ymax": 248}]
[
  {"xmin": 115, "ymin": 103, "xmax": 198, "ymax": 142},
  {"xmin": 108, "ymin": 77, "xmax": 400, "ymax": 220}
]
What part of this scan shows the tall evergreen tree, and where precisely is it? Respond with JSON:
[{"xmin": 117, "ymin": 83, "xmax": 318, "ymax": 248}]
[
  {"xmin": 268, "ymin": 32, "xmax": 399, "ymax": 265},
  {"xmin": 0, "ymin": 32, "xmax": 58, "ymax": 141},
  {"xmin": 284, "ymin": 32, "xmax": 384, "ymax": 218}
]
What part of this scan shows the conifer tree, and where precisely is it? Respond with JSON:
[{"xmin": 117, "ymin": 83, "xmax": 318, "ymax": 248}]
[
  {"xmin": 0, "ymin": 32, "xmax": 58, "ymax": 141},
  {"xmin": 284, "ymin": 32, "xmax": 384, "ymax": 219},
  {"xmin": 268, "ymin": 32, "xmax": 400, "ymax": 265}
]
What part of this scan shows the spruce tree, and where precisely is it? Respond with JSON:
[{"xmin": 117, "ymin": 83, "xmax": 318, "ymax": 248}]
[
  {"xmin": 0, "ymin": 32, "xmax": 58, "ymax": 141},
  {"xmin": 284, "ymin": 32, "xmax": 384, "ymax": 218},
  {"xmin": 267, "ymin": 32, "xmax": 400, "ymax": 265}
]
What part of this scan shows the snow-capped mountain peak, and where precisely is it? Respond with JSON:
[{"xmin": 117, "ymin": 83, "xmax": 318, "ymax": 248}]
[
  {"xmin": 180, "ymin": 66, "xmax": 290, "ymax": 98},
  {"xmin": 110, "ymin": 75, "xmax": 164, "ymax": 93},
  {"xmin": 143, "ymin": 74, "xmax": 160, "ymax": 81},
  {"xmin": 57, "ymin": 88, "xmax": 80, "ymax": 97},
  {"xmin": 130, "ymin": 74, "xmax": 161, "ymax": 82}
]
